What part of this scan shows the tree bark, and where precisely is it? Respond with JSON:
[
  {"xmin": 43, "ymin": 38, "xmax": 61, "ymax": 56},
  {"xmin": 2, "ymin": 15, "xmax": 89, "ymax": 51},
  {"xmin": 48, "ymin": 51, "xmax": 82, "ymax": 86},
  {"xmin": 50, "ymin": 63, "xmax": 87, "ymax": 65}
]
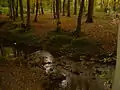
[
  {"xmin": 19, "ymin": 0, "xmax": 24, "ymax": 22},
  {"xmin": 112, "ymin": 22, "xmax": 120, "ymax": 90},
  {"xmin": 15, "ymin": 0, "xmax": 18, "ymax": 18},
  {"xmin": 67, "ymin": 0, "xmax": 70, "ymax": 17},
  {"xmin": 26, "ymin": 0, "xmax": 30, "ymax": 27},
  {"xmin": 11, "ymin": 0, "xmax": 15, "ymax": 20},
  {"xmin": 53, "ymin": 0, "xmax": 56, "ymax": 19},
  {"xmin": 0, "ymin": 43, "xmax": 5, "ymax": 56},
  {"xmin": 62, "ymin": 0, "xmax": 66, "ymax": 16},
  {"xmin": 40, "ymin": 0, "xmax": 44, "ymax": 15},
  {"xmin": 74, "ymin": 0, "xmax": 77, "ymax": 15},
  {"xmin": 56, "ymin": 0, "xmax": 61, "ymax": 31},
  {"xmin": 8, "ymin": 0, "xmax": 13, "ymax": 18},
  {"xmin": 34, "ymin": 0, "xmax": 39, "ymax": 22},
  {"xmin": 75, "ymin": 0, "xmax": 84, "ymax": 34},
  {"xmin": 113, "ymin": 0, "xmax": 116, "ymax": 11},
  {"xmin": 59, "ymin": 0, "xmax": 62, "ymax": 13},
  {"xmin": 86, "ymin": 0, "xmax": 94, "ymax": 23}
]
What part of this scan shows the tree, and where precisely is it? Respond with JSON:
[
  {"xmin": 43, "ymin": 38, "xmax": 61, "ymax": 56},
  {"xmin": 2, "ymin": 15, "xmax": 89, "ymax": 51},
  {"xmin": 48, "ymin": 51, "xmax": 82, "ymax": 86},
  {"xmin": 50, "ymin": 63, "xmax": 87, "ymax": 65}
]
[
  {"xmin": 59, "ymin": 0, "xmax": 62, "ymax": 13},
  {"xmin": 113, "ymin": 0, "xmax": 116, "ymax": 11},
  {"xmin": 15, "ymin": 0, "xmax": 18, "ymax": 18},
  {"xmin": 8, "ymin": 0, "xmax": 13, "ymax": 18},
  {"xmin": 74, "ymin": 0, "xmax": 77, "ymax": 15},
  {"xmin": 86, "ymin": 0, "xmax": 94, "ymax": 23},
  {"xmin": 75, "ymin": 0, "xmax": 84, "ymax": 36},
  {"xmin": 26, "ymin": 0, "xmax": 30, "ymax": 27},
  {"xmin": 112, "ymin": 23, "xmax": 120, "ymax": 90},
  {"xmin": 40, "ymin": 0, "xmax": 44, "ymax": 15},
  {"xmin": 19, "ymin": 0, "xmax": 24, "ymax": 22},
  {"xmin": 62, "ymin": 0, "xmax": 66, "ymax": 16},
  {"xmin": 53, "ymin": 0, "xmax": 56, "ymax": 19},
  {"xmin": 11, "ymin": 0, "xmax": 15, "ymax": 20},
  {"xmin": 56, "ymin": 0, "xmax": 61, "ymax": 31},
  {"xmin": 34, "ymin": 0, "xmax": 39, "ymax": 22},
  {"xmin": 67, "ymin": 0, "xmax": 70, "ymax": 17}
]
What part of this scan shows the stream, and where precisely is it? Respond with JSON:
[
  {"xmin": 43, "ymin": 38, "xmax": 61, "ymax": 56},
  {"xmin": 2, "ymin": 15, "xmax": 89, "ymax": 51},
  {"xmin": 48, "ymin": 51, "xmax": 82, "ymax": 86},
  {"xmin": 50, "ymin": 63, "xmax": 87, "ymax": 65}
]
[{"xmin": 27, "ymin": 50, "xmax": 115, "ymax": 90}]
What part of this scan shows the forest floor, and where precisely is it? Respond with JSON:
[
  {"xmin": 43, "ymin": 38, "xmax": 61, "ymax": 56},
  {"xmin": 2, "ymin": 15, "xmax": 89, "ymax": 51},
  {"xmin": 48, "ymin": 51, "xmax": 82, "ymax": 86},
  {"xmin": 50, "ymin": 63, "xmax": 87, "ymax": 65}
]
[
  {"xmin": 31, "ymin": 13, "xmax": 118, "ymax": 53},
  {"xmin": 0, "ymin": 13, "xmax": 118, "ymax": 90},
  {"xmin": 0, "ymin": 13, "xmax": 118, "ymax": 53}
]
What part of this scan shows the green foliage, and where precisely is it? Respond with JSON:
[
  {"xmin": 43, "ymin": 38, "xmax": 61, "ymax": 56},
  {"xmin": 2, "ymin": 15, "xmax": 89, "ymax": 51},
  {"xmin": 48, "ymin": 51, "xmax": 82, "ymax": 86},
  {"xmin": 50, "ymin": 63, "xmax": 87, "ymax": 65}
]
[
  {"xmin": 0, "ymin": 56, "xmax": 8, "ymax": 64},
  {"xmin": 0, "ymin": 6, "xmax": 8, "ymax": 14},
  {"xmin": 0, "ymin": 20, "xmax": 42, "ymax": 55},
  {"xmin": 61, "ymin": 37, "xmax": 101, "ymax": 60},
  {"xmin": 45, "ymin": 34, "xmax": 72, "ymax": 56}
]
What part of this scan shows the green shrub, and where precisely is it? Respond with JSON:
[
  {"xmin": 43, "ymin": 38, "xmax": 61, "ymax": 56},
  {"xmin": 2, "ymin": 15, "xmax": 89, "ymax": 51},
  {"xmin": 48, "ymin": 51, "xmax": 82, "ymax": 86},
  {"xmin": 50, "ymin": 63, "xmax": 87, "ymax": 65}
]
[
  {"xmin": 45, "ymin": 35, "xmax": 72, "ymax": 56},
  {"xmin": 0, "ymin": 56, "xmax": 8, "ymax": 64},
  {"xmin": 61, "ymin": 38, "xmax": 101, "ymax": 60}
]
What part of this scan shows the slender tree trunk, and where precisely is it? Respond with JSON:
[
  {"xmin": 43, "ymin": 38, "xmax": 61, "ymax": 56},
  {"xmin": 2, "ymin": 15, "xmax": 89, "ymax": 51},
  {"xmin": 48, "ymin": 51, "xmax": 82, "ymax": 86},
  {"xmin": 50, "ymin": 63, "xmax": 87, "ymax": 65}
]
[
  {"xmin": 8, "ymin": 0, "xmax": 13, "ymax": 18},
  {"xmin": 100, "ymin": 0, "xmax": 103, "ymax": 9},
  {"xmin": 75, "ymin": 0, "xmax": 84, "ymax": 35},
  {"xmin": 40, "ymin": 0, "xmax": 44, "ymax": 15},
  {"xmin": 86, "ymin": 0, "xmax": 94, "ymax": 23},
  {"xmin": 33, "ymin": 3, "xmax": 35, "ymax": 14},
  {"xmin": 0, "ymin": 43, "xmax": 5, "ymax": 56},
  {"xmin": 15, "ymin": 0, "xmax": 18, "ymax": 18},
  {"xmin": 38, "ymin": 3, "xmax": 41, "ymax": 15},
  {"xmin": 67, "ymin": 0, "xmax": 70, "ymax": 17},
  {"xmin": 56, "ymin": 0, "xmax": 61, "ymax": 31},
  {"xmin": 11, "ymin": 0, "xmax": 15, "ymax": 20},
  {"xmin": 26, "ymin": 0, "xmax": 30, "ymax": 27},
  {"xmin": 34, "ymin": 0, "xmax": 39, "ymax": 22},
  {"xmin": 19, "ymin": 0, "xmax": 24, "ymax": 22},
  {"xmin": 53, "ymin": 0, "xmax": 56, "ymax": 19},
  {"xmin": 62, "ymin": 0, "xmax": 66, "ymax": 16},
  {"xmin": 113, "ymin": 0, "xmax": 116, "ymax": 11},
  {"xmin": 74, "ymin": 0, "xmax": 77, "ymax": 15},
  {"xmin": 59, "ymin": 0, "xmax": 62, "ymax": 13},
  {"xmin": 84, "ymin": 0, "xmax": 88, "ymax": 12},
  {"xmin": 112, "ymin": 23, "xmax": 120, "ymax": 90}
]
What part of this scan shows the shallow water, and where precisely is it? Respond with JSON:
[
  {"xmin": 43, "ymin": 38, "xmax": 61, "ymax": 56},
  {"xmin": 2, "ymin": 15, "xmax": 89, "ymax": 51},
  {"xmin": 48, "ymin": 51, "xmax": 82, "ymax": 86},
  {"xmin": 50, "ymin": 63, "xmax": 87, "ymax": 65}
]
[{"xmin": 7, "ymin": 50, "xmax": 114, "ymax": 90}]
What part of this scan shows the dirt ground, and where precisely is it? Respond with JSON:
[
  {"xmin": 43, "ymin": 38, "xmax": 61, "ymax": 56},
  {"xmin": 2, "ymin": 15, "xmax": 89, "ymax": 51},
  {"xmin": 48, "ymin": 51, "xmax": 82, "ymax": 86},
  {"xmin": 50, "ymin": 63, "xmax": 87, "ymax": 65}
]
[{"xmin": 0, "ymin": 62, "xmax": 45, "ymax": 90}]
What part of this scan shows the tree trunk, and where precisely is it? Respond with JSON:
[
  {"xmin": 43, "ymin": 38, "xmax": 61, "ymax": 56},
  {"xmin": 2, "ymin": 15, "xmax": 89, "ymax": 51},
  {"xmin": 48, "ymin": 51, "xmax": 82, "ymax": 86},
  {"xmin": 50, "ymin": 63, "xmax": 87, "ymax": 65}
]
[
  {"xmin": 112, "ymin": 23, "xmax": 120, "ymax": 90},
  {"xmin": 33, "ymin": 3, "xmax": 35, "ymax": 14},
  {"xmin": 67, "ymin": 0, "xmax": 70, "ymax": 17},
  {"xmin": 26, "ymin": 0, "xmax": 30, "ymax": 27},
  {"xmin": 62, "ymin": 0, "xmax": 66, "ymax": 16},
  {"xmin": 40, "ymin": 0, "xmax": 44, "ymax": 15},
  {"xmin": 59, "ymin": 0, "xmax": 62, "ymax": 13},
  {"xmin": 86, "ymin": 0, "xmax": 94, "ymax": 23},
  {"xmin": 34, "ymin": 0, "xmax": 39, "ymax": 22},
  {"xmin": 75, "ymin": 0, "xmax": 84, "ymax": 35},
  {"xmin": 0, "ymin": 43, "xmax": 5, "ymax": 56},
  {"xmin": 11, "ymin": 0, "xmax": 15, "ymax": 20},
  {"xmin": 8, "ymin": 0, "xmax": 13, "ymax": 18},
  {"xmin": 19, "ymin": 0, "xmax": 24, "ymax": 22},
  {"xmin": 74, "ymin": 0, "xmax": 77, "ymax": 15},
  {"xmin": 113, "ymin": 0, "xmax": 116, "ymax": 11},
  {"xmin": 56, "ymin": 0, "xmax": 61, "ymax": 31},
  {"xmin": 53, "ymin": 0, "xmax": 56, "ymax": 19},
  {"xmin": 15, "ymin": 0, "xmax": 18, "ymax": 18}
]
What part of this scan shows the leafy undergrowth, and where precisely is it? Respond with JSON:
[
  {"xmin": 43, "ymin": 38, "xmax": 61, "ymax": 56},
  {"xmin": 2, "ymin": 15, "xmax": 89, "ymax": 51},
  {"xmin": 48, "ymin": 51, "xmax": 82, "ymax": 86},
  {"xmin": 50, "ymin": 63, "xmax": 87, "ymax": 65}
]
[
  {"xmin": 32, "ymin": 13, "xmax": 117, "ymax": 53},
  {"xmin": 0, "ymin": 20, "xmax": 42, "ymax": 54}
]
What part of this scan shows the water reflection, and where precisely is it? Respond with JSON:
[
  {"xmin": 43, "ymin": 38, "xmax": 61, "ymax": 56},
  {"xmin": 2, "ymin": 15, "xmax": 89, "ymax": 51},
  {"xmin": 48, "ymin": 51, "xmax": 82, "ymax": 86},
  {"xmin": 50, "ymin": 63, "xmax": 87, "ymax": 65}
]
[{"xmin": 28, "ymin": 51, "xmax": 114, "ymax": 90}]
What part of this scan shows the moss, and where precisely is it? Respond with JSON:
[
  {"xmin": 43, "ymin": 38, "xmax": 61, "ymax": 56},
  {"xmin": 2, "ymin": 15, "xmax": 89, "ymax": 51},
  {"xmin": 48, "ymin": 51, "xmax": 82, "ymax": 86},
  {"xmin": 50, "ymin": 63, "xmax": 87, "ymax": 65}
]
[
  {"xmin": 45, "ymin": 35, "xmax": 72, "ymax": 57},
  {"xmin": 61, "ymin": 38, "xmax": 101, "ymax": 61}
]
